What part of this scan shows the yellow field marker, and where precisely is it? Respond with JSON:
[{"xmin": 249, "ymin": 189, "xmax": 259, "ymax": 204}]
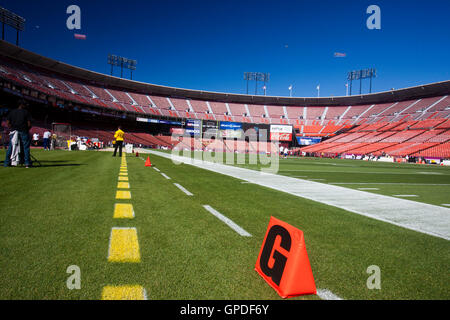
[
  {"xmin": 116, "ymin": 190, "xmax": 131, "ymax": 199},
  {"xmin": 119, "ymin": 172, "xmax": 128, "ymax": 176},
  {"xmin": 101, "ymin": 285, "xmax": 147, "ymax": 300},
  {"xmin": 108, "ymin": 227, "xmax": 140, "ymax": 262},
  {"xmin": 118, "ymin": 176, "xmax": 129, "ymax": 181},
  {"xmin": 113, "ymin": 203, "xmax": 135, "ymax": 219},
  {"xmin": 117, "ymin": 182, "xmax": 130, "ymax": 189}
]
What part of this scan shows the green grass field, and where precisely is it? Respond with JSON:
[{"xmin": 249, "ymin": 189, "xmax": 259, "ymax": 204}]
[{"xmin": 0, "ymin": 149, "xmax": 449, "ymax": 300}]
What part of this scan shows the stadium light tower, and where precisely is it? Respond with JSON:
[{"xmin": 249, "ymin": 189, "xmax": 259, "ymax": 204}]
[
  {"xmin": 108, "ymin": 54, "xmax": 137, "ymax": 80},
  {"xmin": 0, "ymin": 6, "xmax": 26, "ymax": 46},
  {"xmin": 244, "ymin": 72, "xmax": 270, "ymax": 95},
  {"xmin": 347, "ymin": 68, "xmax": 377, "ymax": 95}
]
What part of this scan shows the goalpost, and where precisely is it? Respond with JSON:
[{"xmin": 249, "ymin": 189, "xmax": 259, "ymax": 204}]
[{"xmin": 51, "ymin": 122, "xmax": 72, "ymax": 149}]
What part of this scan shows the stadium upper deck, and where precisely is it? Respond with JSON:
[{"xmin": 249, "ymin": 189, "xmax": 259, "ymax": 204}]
[{"xmin": 0, "ymin": 40, "xmax": 449, "ymax": 142}]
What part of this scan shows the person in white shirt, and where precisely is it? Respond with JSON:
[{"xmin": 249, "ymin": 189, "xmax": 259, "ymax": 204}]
[
  {"xmin": 43, "ymin": 130, "xmax": 51, "ymax": 150},
  {"xmin": 32, "ymin": 133, "xmax": 39, "ymax": 146}
]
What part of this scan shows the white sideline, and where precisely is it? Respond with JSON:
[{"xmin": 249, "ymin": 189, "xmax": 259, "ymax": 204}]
[
  {"xmin": 331, "ymin": 182, "xmax": 450, "ymax": 186},
  {"xmin": 316, "ymin": 289, "xmax": 343, "ymax": 300},
  {"xmin": 143, "ymin": 150, "xmax": 450, "ymax": 241},
  {"xmin": 174, "ymin": 183, "xmax": 193, "ymax": 196},
  {"xmin": 202, "ymin": 205, "xmax": 251, "ymax": 237}
]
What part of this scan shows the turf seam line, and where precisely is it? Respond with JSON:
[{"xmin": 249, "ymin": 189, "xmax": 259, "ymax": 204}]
[{"xmin": 202, "ymin": 205, "xmax": 251, "ymax": 237}]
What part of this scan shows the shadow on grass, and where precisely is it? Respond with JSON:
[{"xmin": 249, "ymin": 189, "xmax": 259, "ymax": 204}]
[
  {"xmin": 3, "ymin": 163, "xmax": 86, "ymax": 168},
  {"xmin": 34, "ymin": 163, "xmax": 86, "ymax": 168}
]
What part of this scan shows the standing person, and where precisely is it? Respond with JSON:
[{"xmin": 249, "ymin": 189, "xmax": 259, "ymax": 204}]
[
  {"xmin": 112, "ymin": 126, "xmax": 125, "ymax": 157},
  {"xmin": 3, "ymin": 99, "xmax": 32, "ymax": 168},
  {"xmin": 50, "ymin": 132, "xmax": 57, "ymax": 150},
  {"xmin": 32, "ymin": 132, "xmax": 39, "ymax": 146},
  {"xmin": 43, "ymin": 129, "xmax": 51, "ymax": 150}
]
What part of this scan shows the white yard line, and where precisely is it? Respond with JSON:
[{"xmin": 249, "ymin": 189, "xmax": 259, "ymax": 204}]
[
  {"xmin": 202, "ymin": 205, "xmax": 251, "ymax": 237},
  {"xmin": 145, "ymin": 150, "xmax": 450, "ymax": 241},
  {"xmin": 173, "ymin": 183, "xmax": 193, "ymax": 196},
  {"xmin": 160, "ymin": 172, "xmax": 171, "ymax": 180}
]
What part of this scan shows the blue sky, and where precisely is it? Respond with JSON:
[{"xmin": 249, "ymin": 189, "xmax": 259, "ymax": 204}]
[{"xmin": 2, "ymin": 0, "xmax": 449, "ymax": 98}]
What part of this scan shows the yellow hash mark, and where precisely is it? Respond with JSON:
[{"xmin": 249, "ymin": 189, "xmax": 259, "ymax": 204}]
[
  {"xmin": 108, "ymin": 228, "xmax": 140, "ymax": 262},
  {"xmin": 117, "ymin": 182, "xmax": 130, "ymax": 189},
  {"xmin": 116, "ymin": 190, "xmax": 131, "ymax": 199},
  {"xmin": 118, "ymin": 176, "xmax": 129, "ymax": 181},
  {"xmin": 113, "ymin": 203, "xmax": 134, "ymax": 219},
  {"xmin": 101, "ymin": 285, "xmax": 146, "ymax": 300}
]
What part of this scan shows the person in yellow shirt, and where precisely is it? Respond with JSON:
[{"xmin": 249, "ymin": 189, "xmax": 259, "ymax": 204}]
[{"xmin": 112, "ymin": 126, "xmax": 125, "ymax": 157}]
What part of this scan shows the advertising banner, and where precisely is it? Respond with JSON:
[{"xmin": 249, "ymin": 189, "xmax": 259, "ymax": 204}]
[
  {"xmin": 136, "ymin": 117, "xmax": 182, "ymax": 125},
  {"xmin": 220, "ymin": 129, "xmax": 243, "ymax": 139},
  {"xmin": 270, "ymin": 125, "xmax": 292, "ymax": 141},
  {"xmin": 185, "ymin": 119, "xmax": 202, "ymax": 137},
  {"xmin": 219, "ymin": 121, "xmax": 243, "ymax": 139},
  {"xmin": 220, "ymin": 121, "xmax": 242, "ymax": 130},
  {"xmin": 242, "ymin": 123, "xmax": 270, "ymax": 142},
  {"xmin": 170, "ymin": 127, "xmax": 185, "ymax": 135},
  {"xmin": 297, "ymin": 137, "xmax": 322, "ymax": 145},
  {"xmin": 202, "ymin": 120, "xmax": 219, "ymax": 138}
]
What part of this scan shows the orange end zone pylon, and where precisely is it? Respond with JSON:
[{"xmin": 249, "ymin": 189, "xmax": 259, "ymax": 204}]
[
  {"xmin": 255, "ymin": 216, "xmax": 316, "ymax": 298},
  {"xmin": 144, "ymin": 156, "xmax": 152, "ymax": 167}
]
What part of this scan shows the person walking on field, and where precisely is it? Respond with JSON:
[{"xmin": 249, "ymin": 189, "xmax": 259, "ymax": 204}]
[{"xmin": 112, "ymin": 126, "xmax": 125, "ymax": 157}]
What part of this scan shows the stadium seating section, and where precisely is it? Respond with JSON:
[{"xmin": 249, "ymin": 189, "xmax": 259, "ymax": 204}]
[{"xmin": 0, "ymin": 54, "xmax": 449, "ymax": 158}]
